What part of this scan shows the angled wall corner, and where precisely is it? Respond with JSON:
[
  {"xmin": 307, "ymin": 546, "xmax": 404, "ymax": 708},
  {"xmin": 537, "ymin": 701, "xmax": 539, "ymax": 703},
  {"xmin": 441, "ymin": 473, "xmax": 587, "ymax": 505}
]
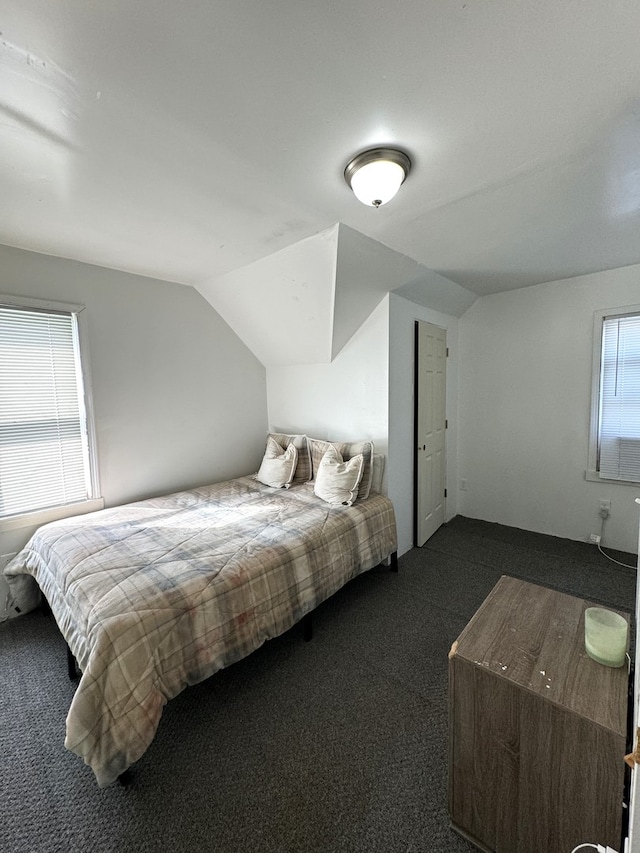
[
  {"xmin": 332, "ymin": 226, "xmax": 477, "ymax": 359},
  {"xmin": 195, "ymin": 222, "xmax": 476, "ymax": 368},
  {"xmin": 392, "ymin": 270, "xmax": 477, "ymax": 317},
  {"xmin": 331, "ymin": 224, "xmax": 418, "ymax": 359},
  {"xmin": 195, "ymin": 225, "xmax": 339, "ymax": 367}
]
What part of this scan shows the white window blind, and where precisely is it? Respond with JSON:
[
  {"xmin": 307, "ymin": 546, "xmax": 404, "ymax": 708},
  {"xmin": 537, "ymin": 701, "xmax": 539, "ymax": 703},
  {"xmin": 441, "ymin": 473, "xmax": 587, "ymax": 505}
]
[
  {"xmin": 0, "ymin": 304, "xmax": 93, "ymax": 518},
  {"xmin": 598, "ymin": 312, "xmax": 640, "ymax": 482}
]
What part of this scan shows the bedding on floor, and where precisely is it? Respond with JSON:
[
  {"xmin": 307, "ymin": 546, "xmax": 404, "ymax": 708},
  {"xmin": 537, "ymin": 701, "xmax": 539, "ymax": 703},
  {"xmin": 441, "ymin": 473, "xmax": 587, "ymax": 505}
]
[{"xmin": 4, "ymin": 473, "xmax": 397, "ymax": 787}]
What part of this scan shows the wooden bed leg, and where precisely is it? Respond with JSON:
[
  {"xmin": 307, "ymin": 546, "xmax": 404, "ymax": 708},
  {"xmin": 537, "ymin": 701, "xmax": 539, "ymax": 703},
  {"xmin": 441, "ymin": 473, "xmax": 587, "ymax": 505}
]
[
  {"xmin": 390, "ymin": 551, "xmax": 398, "ymax": 573},
  {"xmin": 302, "ymin": 613, "xmax": 313, "ymax": 642},
  {"xmin": 66, "ymin": 643, "xmax": 79, "ymax": 681}
]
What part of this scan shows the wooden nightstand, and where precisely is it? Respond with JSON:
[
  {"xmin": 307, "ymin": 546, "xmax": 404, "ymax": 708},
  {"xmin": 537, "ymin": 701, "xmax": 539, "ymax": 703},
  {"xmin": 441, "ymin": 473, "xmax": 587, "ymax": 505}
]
[{"xmin": 448, "ymin": 575, "xmax": 629, "ymax": 853}]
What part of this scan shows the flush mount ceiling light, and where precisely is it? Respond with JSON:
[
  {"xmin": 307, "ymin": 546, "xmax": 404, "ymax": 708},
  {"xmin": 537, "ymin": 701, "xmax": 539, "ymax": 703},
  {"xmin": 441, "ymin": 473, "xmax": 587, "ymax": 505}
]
[{"xmin": 344, "ymin": 147, "xmax": 411, "ymax": 208}]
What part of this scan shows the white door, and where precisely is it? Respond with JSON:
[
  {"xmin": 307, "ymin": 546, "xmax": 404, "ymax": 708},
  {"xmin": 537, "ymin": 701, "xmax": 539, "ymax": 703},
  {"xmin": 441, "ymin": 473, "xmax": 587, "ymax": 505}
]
[{"xmin": 415, "ymin": 321, "xmax": 447, "ymax": 546}]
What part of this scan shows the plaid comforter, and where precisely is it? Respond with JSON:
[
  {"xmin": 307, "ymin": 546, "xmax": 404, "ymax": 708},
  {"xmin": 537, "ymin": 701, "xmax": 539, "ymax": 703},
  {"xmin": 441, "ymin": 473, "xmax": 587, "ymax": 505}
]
[{"xmin": 5, "ymin": 476, "xmax": 397, "ymax": 787}]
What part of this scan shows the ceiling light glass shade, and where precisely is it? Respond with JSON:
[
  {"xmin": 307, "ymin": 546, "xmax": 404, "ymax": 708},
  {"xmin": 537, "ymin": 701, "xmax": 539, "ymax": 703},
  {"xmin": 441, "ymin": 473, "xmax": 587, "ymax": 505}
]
[{"xmin": 344, "ymin": 148, "xmax": 411, "ymax": 207}]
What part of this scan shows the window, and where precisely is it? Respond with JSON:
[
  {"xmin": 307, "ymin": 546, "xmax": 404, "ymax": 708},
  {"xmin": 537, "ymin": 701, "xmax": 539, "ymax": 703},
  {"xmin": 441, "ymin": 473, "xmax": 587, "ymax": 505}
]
[
  {"xmin": 0, "ymin": 297, "xmax": 101, "ymax": 525},
  {"xmin": 588, "ymin": 306, "xmax": 640, "ymax": 485}
]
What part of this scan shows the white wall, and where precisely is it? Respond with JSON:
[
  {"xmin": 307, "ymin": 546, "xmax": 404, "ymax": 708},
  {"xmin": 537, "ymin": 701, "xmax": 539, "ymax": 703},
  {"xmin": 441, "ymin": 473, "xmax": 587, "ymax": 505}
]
[
  {"xmin": 0, "ymin": 245, "xmax": 268, "ymax": 615},
  {"xmin": 266, "ymin": 295, "xmax": 389, "ymax": 471},
  {"xmin": 389, "ymin": 293, "xmax": 460, "ymax": 557},
  {"xmin": 458, "ymin": 263, "xmax": 640, "ymax": 555}
]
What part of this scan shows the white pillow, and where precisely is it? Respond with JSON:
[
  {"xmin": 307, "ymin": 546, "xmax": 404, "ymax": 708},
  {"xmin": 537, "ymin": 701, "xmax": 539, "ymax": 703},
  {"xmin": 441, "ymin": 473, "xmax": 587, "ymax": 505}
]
[
  {"xmin": 256, "ymin": 437, "xmax": 298, "ymax": 489},
  {"xmin": 308, "ymin": 437, "xmax": 374, "ymax": 501},
  {"xmin": 313, "ymin": 445, "xmax": 364, "ymax": 507}
]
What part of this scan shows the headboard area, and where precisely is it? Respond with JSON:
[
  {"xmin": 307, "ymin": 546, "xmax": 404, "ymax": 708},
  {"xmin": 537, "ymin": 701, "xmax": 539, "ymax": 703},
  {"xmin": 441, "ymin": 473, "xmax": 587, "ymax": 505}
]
[
  {"xmin": 262, "ymin": 432, "xmax": 387, "ymax": 497},
  {"xmin": 371, "ymin": 453, "xmax": 385, "ymax": 494}
]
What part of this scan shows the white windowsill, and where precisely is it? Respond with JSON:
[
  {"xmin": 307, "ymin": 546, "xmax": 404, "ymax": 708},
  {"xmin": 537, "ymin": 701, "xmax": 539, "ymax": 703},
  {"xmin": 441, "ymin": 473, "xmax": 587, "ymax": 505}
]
[
  {"xmin": 585, "ymin": 469, "xmax": 640, "ymax": 488},
  {"xmin": 0, "ymin": 498, "xmax": 105, "ymax": 533}
]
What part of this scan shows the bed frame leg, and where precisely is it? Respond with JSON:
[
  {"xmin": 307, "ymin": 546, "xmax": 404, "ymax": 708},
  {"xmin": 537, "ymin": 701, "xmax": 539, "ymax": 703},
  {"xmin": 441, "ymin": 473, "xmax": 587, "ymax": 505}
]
[
  {"xmin": 118, "ymin": 770, "xmax": 133, "ymax": 787},
  {"xmin": 390, "ymin": 551, "xmax": 398, "ymax": 573},
  {"xmin": 66, "ymin": 643, "xmax": 79, "ymax": 681},
  {"xmin": 302, "ymin": 613, "xmax": 313, "ymax": 642}
]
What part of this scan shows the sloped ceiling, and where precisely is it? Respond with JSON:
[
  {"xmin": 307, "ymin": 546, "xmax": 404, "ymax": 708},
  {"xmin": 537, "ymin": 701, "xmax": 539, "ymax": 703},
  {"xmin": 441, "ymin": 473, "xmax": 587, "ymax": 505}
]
[
  {"xmin": 197, "ymin": 224, "xmax": 476, "ymax": 366},
  {"xmin": 2, "ymin": 2, "xmax": 640, "ymax": 301}
]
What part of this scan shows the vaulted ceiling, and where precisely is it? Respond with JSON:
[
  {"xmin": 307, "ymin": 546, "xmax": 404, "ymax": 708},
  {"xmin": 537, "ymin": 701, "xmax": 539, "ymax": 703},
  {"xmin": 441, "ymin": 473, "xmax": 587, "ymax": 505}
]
[{"xmin": 3, "ymin": 1, "xmax": 640, "ymax": 310}]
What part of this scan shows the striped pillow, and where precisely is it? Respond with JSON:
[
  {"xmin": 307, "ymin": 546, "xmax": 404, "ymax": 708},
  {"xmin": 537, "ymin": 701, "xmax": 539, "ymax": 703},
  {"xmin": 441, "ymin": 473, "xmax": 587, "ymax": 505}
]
[
  {"xmin": 267, "ymin": 433, "xmax": 311, "ymax": 483},
  {"xmin": 308, "ymin": 437, "xmax": 375, "ymax": 501}
]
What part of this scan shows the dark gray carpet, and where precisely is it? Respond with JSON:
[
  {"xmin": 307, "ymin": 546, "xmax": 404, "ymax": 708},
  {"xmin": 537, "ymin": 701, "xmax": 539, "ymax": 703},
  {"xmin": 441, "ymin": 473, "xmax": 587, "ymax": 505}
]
[{"xmin": 0, "ymin": 516, "xmax": 636, "ymax": 853}]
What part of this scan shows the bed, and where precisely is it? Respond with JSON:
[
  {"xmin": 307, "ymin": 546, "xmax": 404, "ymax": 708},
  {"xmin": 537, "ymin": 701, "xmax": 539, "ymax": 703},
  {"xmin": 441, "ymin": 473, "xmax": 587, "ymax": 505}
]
[{"xmin": 4, "ymin": 434, "xmax": 397, "ymax": 787}]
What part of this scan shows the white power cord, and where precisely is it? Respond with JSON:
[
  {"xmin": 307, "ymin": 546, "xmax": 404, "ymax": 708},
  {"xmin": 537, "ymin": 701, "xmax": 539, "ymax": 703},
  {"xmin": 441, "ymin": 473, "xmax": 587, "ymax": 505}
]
[
  {"xmin": 570, "ymin": 844, "xmax": 619, "ymax": 853},
  {"xmin": 597, "ymin": 515, "xmax": 636, "ymax": 570}
]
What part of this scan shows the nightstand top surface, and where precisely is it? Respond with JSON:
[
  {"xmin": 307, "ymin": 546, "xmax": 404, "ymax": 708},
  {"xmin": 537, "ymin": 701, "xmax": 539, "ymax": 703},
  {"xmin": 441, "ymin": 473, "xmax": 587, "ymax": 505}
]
[{"xmin": 453, "ymin": 574, "xmax": 629, "ymax": 734}]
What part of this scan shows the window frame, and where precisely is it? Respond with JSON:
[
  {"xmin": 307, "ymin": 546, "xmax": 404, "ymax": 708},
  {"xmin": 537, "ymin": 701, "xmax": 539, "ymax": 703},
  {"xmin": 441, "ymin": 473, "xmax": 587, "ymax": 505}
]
[
  {"xmin": 587, "ymin": 302, "xmax": 640, "ymax": 487},
  {"xmin": 0, "ymin": 293, "xmax": 103, "ymax": 532}
]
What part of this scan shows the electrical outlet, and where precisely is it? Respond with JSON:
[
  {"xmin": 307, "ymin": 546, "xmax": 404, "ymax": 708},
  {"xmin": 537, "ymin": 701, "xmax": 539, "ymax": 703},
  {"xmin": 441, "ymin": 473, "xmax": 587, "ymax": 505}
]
[
  {"xmin": 599, "ymin": 499, "xmax": 611, "ymax": 519},
  {"xmin": 590, "ymin": 533, "xmax": 601, "ymax": 544},
  {"xmin": 459, "ymin": 479, "xmax": 468, "ymax": 491}
]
